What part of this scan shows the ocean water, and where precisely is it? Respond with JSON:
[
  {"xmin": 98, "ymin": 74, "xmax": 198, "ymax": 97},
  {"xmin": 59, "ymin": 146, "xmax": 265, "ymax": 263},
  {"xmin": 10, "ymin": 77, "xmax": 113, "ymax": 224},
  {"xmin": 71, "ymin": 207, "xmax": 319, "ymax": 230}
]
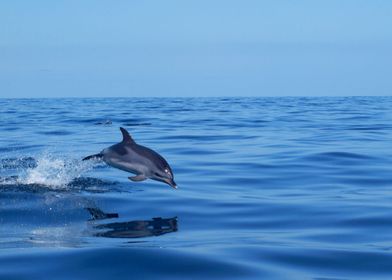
[{"xmin": 1, "ymin": 97, "xmax": 392, "ymax": 279}]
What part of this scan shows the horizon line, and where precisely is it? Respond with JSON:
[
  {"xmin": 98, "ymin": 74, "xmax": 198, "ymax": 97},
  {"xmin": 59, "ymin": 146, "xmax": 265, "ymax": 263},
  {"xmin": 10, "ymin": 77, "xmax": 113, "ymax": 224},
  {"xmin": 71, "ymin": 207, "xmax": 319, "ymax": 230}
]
[{"xmin": 0, "ymin": 95, "xmax": 391, "ymax": 100}]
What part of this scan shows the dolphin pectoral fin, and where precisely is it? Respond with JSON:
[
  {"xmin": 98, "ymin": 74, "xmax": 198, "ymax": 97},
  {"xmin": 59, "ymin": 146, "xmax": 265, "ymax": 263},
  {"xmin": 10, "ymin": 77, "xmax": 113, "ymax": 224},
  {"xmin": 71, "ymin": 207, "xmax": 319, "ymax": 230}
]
[{"xmin": 128, "ymin": 174, "xmax": 147, "ymax": 182}]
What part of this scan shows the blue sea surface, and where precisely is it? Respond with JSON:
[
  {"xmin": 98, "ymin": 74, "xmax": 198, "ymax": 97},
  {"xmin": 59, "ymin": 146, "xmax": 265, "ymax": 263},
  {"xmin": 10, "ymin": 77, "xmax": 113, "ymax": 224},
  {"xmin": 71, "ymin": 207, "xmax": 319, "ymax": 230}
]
[{"xmin": 1, "ymin": 97, "xmax": 392, "ymax": 279}]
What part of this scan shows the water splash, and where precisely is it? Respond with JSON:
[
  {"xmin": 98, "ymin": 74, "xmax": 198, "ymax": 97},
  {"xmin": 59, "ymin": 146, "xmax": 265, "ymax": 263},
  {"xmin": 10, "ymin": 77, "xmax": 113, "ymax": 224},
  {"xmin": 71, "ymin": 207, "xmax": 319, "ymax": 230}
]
[{"xmin": 17, "ymin": 153, "xmax": 94, "ymax": 189}]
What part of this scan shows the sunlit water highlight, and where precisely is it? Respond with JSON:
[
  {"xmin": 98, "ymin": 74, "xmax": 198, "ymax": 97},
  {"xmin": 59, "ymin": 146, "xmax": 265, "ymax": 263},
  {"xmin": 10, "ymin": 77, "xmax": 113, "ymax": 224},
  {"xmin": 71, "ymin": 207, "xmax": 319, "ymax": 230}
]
[{"xmin": 1, "ymin": 97, "xmax": 392, "ymax": 279}]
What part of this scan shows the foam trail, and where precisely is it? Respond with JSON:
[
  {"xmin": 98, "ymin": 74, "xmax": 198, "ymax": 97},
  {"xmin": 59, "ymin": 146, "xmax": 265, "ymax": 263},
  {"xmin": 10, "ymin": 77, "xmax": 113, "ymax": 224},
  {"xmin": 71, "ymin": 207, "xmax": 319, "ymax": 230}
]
[{"xmin": 17, "ymin": 153, "xmax": 94, "ymax": 189}]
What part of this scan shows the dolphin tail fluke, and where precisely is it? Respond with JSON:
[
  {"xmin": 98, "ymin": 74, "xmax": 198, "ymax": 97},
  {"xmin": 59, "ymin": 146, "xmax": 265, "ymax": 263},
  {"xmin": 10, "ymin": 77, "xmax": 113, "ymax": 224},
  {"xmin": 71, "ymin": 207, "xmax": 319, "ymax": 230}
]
[{"xmin": 82, "ymin": 153, "xmax": 104, "ymax": 161}]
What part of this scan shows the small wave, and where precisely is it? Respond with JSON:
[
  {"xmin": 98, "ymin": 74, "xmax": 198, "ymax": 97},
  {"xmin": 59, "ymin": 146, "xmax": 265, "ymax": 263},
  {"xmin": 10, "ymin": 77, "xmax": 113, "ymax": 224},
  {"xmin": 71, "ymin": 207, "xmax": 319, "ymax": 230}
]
[
  {"xmin": 0, "ymin": 144, "xmax": 44, "ymax": 153},
  {"xmin": 304, "ymin": 152, "xmax": 375, "ymax": 162},
  {"xmin": 0, "ymin": 157, "xmax": 37, "ymax": 169},
  {"xmin": 0, "ymin": 175, "xmax": 19, "ymax": 185},
  {"xmin": 36, "ymin": 130, "xmax": 74, "ymax": 136},
  {"xmin": 123, "ymin": 122, "xmax": 152, "ymax": 127},
  {"xmin": 94, "ymin": 120, "xmax": 112, "ymax": 125},
  {"xmin": 0, "ymin": 176, "xmax": 116, "ymax": 193}
]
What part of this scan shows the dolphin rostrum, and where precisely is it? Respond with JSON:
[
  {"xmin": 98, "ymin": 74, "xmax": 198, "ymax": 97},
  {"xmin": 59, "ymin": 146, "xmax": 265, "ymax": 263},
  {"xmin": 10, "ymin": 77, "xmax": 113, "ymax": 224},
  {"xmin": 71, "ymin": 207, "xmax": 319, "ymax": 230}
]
[{"xmin": 83, "ymin": 127, "xmax": 177, "ymax": 188}]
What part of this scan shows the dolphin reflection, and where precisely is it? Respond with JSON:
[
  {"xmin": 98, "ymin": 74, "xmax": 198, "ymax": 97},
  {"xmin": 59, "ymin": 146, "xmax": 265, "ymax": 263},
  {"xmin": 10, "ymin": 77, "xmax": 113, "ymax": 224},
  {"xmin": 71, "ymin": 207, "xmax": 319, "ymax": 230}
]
[{"xmin": 86, "ymin": 208, "xmax": 178, "ymax": 238}]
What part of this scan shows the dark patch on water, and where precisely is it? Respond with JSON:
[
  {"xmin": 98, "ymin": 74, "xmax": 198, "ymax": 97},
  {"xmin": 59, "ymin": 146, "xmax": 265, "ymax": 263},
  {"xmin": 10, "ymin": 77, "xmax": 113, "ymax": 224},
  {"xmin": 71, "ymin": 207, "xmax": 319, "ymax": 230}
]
[{"xmin": 93, "ymin": 216, "xmax": 178, "ymax": 238}]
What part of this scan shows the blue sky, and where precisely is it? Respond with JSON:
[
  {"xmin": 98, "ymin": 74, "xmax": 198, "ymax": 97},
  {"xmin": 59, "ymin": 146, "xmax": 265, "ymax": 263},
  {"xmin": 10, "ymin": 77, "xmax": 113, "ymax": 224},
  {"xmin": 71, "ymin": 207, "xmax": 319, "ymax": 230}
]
[{"xmin": 1, "ymin": 1, "xmax": 391, "ymax": 97}]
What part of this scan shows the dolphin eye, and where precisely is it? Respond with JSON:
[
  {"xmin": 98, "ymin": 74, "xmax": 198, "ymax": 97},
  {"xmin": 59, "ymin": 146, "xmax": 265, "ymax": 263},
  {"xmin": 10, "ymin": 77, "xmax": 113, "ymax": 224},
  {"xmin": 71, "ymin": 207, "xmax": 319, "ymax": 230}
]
[{"xmin": 164, "ymin": 169, "xmax": 169, "ymax": 173}]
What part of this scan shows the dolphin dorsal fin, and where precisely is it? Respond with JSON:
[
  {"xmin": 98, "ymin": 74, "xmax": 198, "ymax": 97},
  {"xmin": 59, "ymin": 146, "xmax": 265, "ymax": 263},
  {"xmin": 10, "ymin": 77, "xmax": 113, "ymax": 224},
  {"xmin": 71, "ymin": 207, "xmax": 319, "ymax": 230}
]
[{"xmin": 120, "ymin": 127, "xmax": 135, "ymax": 144}]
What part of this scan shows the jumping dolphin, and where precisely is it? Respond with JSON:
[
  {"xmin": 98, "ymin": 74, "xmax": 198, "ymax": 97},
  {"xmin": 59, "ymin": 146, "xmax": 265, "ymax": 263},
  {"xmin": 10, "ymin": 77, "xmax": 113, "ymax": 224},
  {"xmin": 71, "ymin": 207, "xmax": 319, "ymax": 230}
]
[{"xmin": 83, "ymin": 127, "xmax": 177, "ymax": 188}]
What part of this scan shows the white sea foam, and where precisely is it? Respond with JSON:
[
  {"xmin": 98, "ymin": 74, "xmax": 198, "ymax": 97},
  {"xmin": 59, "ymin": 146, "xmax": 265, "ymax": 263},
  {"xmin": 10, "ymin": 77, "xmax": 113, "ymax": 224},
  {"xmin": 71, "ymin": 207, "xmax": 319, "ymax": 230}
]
[{"xmin": 17, "ymin": 153, "xmax": 93, "ymax": 188}]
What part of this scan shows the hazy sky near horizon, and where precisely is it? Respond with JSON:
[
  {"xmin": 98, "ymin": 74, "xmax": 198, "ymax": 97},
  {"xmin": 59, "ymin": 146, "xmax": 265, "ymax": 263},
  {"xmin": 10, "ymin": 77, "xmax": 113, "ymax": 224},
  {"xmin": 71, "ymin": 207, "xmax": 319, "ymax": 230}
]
[{"xmin": 1, "ymin": 1, "xmax": 391, "ymax": 98}]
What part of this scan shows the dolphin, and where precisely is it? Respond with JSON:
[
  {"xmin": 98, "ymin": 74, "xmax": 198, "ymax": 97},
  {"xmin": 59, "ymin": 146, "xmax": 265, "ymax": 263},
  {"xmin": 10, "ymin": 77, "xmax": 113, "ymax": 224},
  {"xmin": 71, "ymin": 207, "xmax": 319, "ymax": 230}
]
[{"xmin": 83, "ymin": 127, "xmax": 177, "ymax": 188}]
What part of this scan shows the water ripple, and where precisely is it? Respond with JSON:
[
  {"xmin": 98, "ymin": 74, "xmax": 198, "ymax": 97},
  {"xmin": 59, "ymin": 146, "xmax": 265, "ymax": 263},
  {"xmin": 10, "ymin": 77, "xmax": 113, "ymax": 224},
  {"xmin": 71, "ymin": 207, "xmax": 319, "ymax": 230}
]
[{"xmin": 1, "ymin": 97, "xmax": 392, "ymax": 279}]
